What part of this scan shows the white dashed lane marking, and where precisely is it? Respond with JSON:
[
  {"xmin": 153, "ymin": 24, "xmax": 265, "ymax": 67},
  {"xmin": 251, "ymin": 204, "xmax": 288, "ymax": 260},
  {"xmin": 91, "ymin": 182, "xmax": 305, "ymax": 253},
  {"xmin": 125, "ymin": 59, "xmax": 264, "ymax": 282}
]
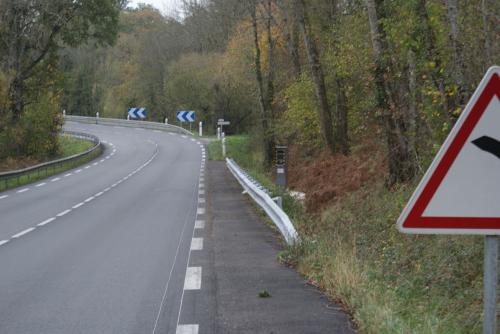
[
  {"xmin": 12, "ymin": 227, "xmax": 35, "ymax": 238},
  {"xmin": 56, "ymin": 209, "xmax": 71, "ymax": 217},
  {"xmin": 176, "ymin": 324, "xmax": 199, "ymax": 334},
  {"xmin": 0, "ymin": 240, "xmax": 9, "ymax": 246},
  {"xmin": 197, "ymin": 207, "xmax": 205, "ymax": 215},
  {"xmin": 0, "ymin": 195, "xmax": 8, "ymax": 200},
  {"xmin": 17, "ymin": 188, "xmax": 29, "ymax": 193},
  {"xmin": 183, "ymin": 267, "xmax": 202, "ymax": 290},
  {"xmin": 37, "ymin": 217, "xmax": 56, "ymax": 226},
  {"xmin": 190, "ymin": 238, "xmax": 203, "ymax": 251},
  {"xmin": 51, "ymin": 177, "xmax": 60, "ymax": 182},
  {"xmin": 84, "ymin": 196, "xmax": 94, "ymax": 203},
  {"xmin": 72, "ymin": 202, "xmax": 84, "ymax": 209},
  {"xmin": 194, "ymin": 220, "xmax": 205, "ymax": 229},
  {"xmin": 64, "ymin": 173, "xmax": 72, "ymax": 177},
  {"xmin": 35, "ymin": 182, "xmax": 46, "ymax": 187}
]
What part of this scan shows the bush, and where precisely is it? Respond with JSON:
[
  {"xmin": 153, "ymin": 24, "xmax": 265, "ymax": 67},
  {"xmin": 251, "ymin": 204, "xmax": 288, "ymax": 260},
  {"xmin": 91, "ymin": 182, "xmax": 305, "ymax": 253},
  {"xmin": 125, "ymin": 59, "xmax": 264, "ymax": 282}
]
[{"xmin": 0, "ymin": 95, "xmax": 63, "ymax": 159}]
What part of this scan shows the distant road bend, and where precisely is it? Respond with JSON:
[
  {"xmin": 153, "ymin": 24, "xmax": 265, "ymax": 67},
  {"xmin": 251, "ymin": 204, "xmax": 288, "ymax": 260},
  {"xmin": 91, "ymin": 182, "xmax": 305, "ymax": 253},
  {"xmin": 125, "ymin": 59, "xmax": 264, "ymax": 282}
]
[{"xmin": 0, "ymin": 122, "xmax": 204, "ymax": 334}]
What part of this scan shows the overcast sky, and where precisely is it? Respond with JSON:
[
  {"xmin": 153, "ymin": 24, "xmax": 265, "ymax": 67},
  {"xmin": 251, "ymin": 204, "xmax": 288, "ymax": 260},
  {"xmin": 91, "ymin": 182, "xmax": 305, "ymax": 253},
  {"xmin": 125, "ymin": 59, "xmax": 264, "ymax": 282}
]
[{"xmin": 128, "ymin": 0, "xmax": 182, "ymax": 16}]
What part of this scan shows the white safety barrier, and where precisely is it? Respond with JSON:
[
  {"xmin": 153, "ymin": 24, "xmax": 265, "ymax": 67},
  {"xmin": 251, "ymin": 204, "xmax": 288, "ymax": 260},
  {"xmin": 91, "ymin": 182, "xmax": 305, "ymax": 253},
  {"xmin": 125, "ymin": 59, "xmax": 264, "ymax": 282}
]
[
  {"xmin": 226, "ymin": 158, "xmax": 299, "ymax": 245},
  {"xmin": 64, "ymin": 115, "xmax": 192, "ymax": 135}
]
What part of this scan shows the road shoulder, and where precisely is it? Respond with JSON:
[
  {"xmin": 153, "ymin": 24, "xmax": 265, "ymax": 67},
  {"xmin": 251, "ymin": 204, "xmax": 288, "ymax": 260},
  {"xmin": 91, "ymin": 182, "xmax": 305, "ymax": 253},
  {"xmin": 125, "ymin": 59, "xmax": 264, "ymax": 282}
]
[{"xmin": 206, "ymin": 160, "xmax": 355, "ymax": 333}]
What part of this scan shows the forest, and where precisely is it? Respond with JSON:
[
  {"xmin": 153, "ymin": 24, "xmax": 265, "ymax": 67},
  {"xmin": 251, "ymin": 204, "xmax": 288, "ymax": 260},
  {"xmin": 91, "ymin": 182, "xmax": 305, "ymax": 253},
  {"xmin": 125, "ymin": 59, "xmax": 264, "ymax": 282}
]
[{"xmin": 1, "ymin": 0, "xmax": 499, "ymax": 332}]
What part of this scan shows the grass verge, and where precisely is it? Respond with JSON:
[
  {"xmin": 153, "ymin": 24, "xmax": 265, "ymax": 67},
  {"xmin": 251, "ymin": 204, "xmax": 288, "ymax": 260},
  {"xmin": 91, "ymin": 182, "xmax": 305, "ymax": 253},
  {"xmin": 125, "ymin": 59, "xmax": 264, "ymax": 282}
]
[
  {"xmin": 221, "ymin": 135, "xmax": 486, "ymax": 334},
  {"xmin": 0, "ymin": 135, "xmax": 100, "ymax": 192}
]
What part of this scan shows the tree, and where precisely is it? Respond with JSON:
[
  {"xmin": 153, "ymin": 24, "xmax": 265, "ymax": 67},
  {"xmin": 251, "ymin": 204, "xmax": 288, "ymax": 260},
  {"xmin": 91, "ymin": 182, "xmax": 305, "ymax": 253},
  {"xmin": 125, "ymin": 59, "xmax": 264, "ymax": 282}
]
[
  {"xmin": 365, "ymin": 0, "xmax": 417, "ymax": 185},
  {"xmin": 0, "ymin": 0, "xmax": 124, "ymax": 123},
  {"xmin": 250, "ymin": 0, "xmax": 276, "ymax": 166},
  {"xmin": 295, "ymin": 0, "xmax": 336, "ymax": 154}
]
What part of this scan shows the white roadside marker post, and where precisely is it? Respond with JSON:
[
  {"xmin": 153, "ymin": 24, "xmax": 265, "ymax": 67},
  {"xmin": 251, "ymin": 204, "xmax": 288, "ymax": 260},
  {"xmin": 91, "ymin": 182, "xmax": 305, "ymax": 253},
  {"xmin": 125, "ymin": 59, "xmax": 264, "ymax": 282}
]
[
  {"xmin": 165, "ymin": 117, "xmax": 168, "ymax": 124},
  {"xmin": 484, "ymin": 236, "xmax": 498, "ymax": 334},
  {"xmin": 222, "ymin": 133, "xmax": 226, "ymax": 157},
  {"xmin": 96, "ymin": 112, "xmax": 99, "ymax": 124},
  {"xmin": 199, "ymin": 121, "xmax": 202, "ymax": 137}
]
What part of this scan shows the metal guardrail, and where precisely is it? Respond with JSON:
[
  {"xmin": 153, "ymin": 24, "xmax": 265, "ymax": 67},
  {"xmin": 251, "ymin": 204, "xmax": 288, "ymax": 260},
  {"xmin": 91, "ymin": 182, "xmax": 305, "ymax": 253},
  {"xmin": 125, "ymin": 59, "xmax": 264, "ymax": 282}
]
[
  {"xmin": 226, "ymin": 158, "xmax": 299, "ymax": 245},
  {"xmin": 64, "ymin": 115, "xmax": 193, "ymax": 135},
  {"xmin": 0, "ymin": 130, "xmax": 101, "ymax": 189}
]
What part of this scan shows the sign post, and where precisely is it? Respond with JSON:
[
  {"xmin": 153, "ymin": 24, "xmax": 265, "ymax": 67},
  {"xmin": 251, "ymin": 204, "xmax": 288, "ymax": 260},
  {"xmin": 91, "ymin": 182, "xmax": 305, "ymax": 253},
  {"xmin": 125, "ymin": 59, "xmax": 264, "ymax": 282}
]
[
  {"xmin": 397, "ymin": 66, "xmax": 500, "ymax": 334},
  {"xmin": 484, "ymin": 236, "xmax": 498, "ymax": 334},
  {"xmin": 217, "ymin": 119, "xmax": 230, "ymax": 140},
  {"xmin": 221, "ymin": 132, "xmax": 226, "ymax": 157}
]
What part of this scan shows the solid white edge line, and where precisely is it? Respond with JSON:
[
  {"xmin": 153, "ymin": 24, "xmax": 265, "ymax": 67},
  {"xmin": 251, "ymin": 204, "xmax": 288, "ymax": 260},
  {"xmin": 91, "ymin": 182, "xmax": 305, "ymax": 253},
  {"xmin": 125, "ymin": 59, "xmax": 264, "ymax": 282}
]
[
  {"xmin": 38, "ymin": 217, "xmax": 56, "ymax": 226},
  {"xmin": 56, "ymin": 209, "xmax": 71, "ymax": 217},
  {"xmin": 12, "ymin": 227, "xmax": 35, "ymax": 238},
  {"xmin": 176, "ymin": 324, "xmax": 199, "ymax": 334}
]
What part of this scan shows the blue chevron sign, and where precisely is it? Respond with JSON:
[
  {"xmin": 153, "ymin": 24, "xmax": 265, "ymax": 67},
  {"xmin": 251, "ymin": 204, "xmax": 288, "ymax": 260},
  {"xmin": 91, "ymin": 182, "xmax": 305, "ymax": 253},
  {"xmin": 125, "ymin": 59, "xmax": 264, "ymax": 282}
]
[
  {"xmin": 128, "ymin": 107, "xmax": 147, "ymax": 119},
  {"xmin": 176, "ymin": 111, "xmax": 195, "ymax": 123}
]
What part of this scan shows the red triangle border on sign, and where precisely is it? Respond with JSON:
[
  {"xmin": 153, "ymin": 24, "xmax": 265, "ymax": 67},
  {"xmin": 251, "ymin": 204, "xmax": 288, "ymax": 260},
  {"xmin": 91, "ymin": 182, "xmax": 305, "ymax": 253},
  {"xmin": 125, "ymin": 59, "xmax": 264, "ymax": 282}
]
[{"xmin": 401, "ymin": 71, "xmax": 500, "ymax": 231}]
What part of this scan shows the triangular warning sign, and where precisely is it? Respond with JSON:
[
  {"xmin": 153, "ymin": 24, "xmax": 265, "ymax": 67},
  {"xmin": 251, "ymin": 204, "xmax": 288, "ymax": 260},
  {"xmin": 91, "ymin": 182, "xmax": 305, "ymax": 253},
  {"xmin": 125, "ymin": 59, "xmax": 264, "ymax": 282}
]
[{"xmin": 398, "ymin": 66, "xmax": 500, "ymax": 234}]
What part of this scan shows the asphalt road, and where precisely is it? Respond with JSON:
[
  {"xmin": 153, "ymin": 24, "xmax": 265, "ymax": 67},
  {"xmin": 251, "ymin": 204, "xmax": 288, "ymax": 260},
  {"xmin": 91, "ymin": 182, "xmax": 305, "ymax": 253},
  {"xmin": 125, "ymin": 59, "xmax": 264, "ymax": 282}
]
[{"xmin": 0, "ymin": 122, "xmax": 205, "ymax": 334}]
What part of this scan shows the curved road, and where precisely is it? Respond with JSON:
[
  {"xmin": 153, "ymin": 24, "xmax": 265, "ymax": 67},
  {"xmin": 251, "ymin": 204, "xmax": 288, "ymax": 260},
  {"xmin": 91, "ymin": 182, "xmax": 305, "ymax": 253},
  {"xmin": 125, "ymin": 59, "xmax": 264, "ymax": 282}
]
[{"xmin": 0, "ymin": 122, "xmax": 204, "ymax": 334}]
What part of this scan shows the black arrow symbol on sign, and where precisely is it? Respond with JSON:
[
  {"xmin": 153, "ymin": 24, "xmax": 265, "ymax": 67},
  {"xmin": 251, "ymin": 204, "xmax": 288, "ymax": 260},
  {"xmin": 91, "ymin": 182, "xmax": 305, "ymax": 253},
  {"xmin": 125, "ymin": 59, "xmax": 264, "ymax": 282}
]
[{"xmin": 471, "ymin": 136, "xmax": 500, "ymax": 160}]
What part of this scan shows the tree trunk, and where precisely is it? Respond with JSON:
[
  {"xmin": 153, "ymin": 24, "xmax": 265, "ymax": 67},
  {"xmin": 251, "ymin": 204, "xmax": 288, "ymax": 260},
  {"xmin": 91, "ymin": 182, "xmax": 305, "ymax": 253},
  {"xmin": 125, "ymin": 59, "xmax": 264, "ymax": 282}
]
[
  {"xmin": 329, "ymin": 0, "xmax": 349, "ymax": 155},
  {"xmin": 366, "ymin": 0, "xmax": 417, "ymax": 185},
  {"xmin": 335, "ymin": 77, "xmax": 349, "ymax": 154},
  {"xmin": 264, "ymin": 0, "xmax": 276, "ymax": 165},
  {"xmin": 481, "ymin": 0, "xmax": 492, "ymax": 66},
  {"xmin": 445, "ymin": 0, "xmax": 466, "ymax": 106},
  {"xmin": 279, "ymin": 1, "xmax": 301, "ymax": 77},
  {"xmin": 416, "ymin": 0, "xmax": 451, "ymax": 123},
  {"xmin": 250, "ymin": 0, "xmax": 274, "ymax": 166},
  {"xmin": 295, "ymin": 0, "xmax": 336, "ymax": 154}
]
